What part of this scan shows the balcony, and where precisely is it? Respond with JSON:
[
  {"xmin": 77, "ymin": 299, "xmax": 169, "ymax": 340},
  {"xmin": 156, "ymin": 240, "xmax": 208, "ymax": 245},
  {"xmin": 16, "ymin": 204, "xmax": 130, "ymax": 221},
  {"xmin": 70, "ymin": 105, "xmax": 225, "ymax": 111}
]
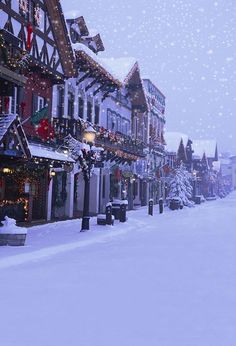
[{"xmin": 52, "ymin": 117, "xmax": 146, "ymax": 158}]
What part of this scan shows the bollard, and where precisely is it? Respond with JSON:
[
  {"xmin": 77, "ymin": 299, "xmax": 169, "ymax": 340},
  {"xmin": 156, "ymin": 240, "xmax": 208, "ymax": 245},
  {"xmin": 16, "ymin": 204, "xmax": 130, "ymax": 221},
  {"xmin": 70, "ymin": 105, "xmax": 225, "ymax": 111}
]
[
  {"xmin": 159, "ymin": 198, "xmax": 164, "ymax": 214},
  {"xmin": 119, "ymin": 202, "xmax": 127, "ymax": 222},
  {"xmin": 106, "ymin": 203, "xmax": 113, "ymax": 225},
  {"xmin": 148, "ymin": 199, "xmax": 153, "ymax": 216}
]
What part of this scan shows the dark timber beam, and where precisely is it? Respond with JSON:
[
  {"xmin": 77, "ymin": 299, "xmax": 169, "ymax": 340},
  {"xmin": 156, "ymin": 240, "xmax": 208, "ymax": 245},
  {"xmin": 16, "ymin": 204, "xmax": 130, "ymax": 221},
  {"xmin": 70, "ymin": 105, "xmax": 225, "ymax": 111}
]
[
  {"xmin": 85, "ymin": 78, "xmax": 100, "ymax": 92},
  {"xmin": 76, "ymin": 71, "xmax": 91, "ymax": 85},
  {"xmin": 93, "ymin": 83, "xmax": 107, "ymax": 96}
]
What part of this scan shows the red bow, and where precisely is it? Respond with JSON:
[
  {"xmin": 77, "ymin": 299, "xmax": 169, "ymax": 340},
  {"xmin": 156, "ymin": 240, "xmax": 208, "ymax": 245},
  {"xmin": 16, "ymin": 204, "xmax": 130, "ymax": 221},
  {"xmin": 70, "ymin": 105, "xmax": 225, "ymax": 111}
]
[{"xmin": 36, "ymin": 119, "xmax": 54, "ymax": 141}]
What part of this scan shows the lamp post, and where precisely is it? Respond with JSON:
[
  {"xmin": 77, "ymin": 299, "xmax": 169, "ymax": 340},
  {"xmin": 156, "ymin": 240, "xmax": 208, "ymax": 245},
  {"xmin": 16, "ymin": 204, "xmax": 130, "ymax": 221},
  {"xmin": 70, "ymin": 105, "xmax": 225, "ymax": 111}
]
[
  {"xmin": 81, "ymin": 126, "xmax": 97, "ymax": 232},
  {"xmin": 192, "ymin": 170, "xmax": 197, "ymax": 199}
]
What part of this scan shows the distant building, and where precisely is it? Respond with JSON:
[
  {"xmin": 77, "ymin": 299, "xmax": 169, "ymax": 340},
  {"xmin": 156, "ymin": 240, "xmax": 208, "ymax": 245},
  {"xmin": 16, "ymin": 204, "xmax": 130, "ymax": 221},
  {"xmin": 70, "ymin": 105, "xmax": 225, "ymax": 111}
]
[
  {"xmin": 192, "ymin": 139, "xmax": 219, "ymax": 198},
  {"xmin": 165, "ymin": 132, "xmax": 193, "ymax": 171}
]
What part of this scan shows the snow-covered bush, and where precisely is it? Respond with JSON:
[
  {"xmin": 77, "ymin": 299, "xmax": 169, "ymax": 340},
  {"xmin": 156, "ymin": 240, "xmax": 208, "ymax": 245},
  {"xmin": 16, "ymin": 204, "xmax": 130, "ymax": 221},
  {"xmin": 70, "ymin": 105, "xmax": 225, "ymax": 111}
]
[{"xmin": 0, "ymin": 216, "xmax": 27, "ymax": 235}]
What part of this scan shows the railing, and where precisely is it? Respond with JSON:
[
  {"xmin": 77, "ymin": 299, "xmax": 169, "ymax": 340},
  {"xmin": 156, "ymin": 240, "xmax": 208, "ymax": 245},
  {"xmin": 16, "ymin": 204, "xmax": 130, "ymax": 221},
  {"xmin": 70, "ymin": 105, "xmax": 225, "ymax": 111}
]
[
  {"xmin": 52, "ymin": 117, "xmax": 146, "ymax": 157},
  {"xmin": 149, "ymin": 142, "xmax": 165, "ymax": 154}
]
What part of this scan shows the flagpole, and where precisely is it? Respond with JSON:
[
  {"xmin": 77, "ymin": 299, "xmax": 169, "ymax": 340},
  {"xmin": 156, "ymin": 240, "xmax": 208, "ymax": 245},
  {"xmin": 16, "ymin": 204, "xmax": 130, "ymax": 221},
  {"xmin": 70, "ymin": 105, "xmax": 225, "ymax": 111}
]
[{"xmin": 17, "ymin": 116, "xmax": 31, "ymax": 127}]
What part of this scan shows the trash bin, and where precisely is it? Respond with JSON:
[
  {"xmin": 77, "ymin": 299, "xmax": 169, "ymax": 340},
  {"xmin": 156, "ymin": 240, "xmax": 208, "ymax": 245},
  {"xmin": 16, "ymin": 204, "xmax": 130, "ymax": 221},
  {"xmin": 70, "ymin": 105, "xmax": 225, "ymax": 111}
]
[
  {"xmin": 112, "ymin": 200, "xmax": 122, "ymax": 220},
  {"xmin": 169, "ymin": 198, "xmax": 181, "ymax": 210},
  {"xmin": 119, "ymin": 201, "xmax": 127, "ymax": 222},
  {"xmin": 194, "ymin": 196, "xmax": 201, "ymax": 204}
]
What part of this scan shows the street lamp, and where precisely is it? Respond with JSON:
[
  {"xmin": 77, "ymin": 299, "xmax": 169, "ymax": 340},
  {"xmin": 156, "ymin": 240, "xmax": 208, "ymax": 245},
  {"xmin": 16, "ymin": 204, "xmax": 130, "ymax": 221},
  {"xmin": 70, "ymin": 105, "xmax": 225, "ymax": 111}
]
[
  {"xmin": 81, "ymin": 126, "xmax": 97, "ymax": 231},
  {"xmin": 83, "ymin": 126, "xmax": 96, "ymax": 144},
  {"xmin": 192, "ymin": 170, "xmax": 197, "ymax": 199}
]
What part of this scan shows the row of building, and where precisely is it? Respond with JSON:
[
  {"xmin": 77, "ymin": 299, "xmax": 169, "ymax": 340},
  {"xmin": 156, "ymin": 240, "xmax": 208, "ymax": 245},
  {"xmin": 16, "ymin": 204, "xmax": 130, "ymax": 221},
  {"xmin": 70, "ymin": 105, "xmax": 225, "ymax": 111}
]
[
  {"xmin": 0, "ymin": 1, "xmax": 232, "ymax": 225},
  {"xmin": 165, "ymin": 132, "xmax": 235, "ymax": 199}
]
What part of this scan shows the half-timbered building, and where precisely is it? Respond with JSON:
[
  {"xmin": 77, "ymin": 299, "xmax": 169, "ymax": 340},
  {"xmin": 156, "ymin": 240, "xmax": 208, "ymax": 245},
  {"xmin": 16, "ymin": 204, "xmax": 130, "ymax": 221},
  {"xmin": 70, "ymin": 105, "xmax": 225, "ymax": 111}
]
[
  {"xmin": 0, "ymin": 0, "xmax": 75, "ymax": 223},
  {"xmin": 52, "ymin": 15, "xmax": 149, "ymax": 215}
]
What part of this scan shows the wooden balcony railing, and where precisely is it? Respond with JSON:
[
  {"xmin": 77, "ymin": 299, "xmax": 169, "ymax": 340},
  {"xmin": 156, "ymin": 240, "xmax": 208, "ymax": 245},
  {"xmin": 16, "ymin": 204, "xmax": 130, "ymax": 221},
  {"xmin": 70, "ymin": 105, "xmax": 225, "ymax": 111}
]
[{"xmin": 52, "ymin": 117, "xmax": 146, "ymax": 157}]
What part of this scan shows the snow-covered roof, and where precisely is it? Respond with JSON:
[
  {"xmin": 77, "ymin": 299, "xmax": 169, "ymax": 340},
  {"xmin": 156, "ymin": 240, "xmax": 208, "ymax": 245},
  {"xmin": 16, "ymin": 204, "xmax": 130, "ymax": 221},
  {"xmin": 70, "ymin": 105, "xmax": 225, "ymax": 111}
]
[
  {"xmin": 72, "ymin": 43, "xmax": 139, "ymax": 85},
  {"xmin": 165, "ymin": 132, "xmax": 189, "ymax": 153},
  {"xmin": 72, "ymin": 43, "xmax": 121, "ymax": 85},
  {"xmin": 220, "ymin": 158, "xmax": 231, "ymax": 165},
  {"xmin": 0, "ymin": 114, "xmax": 16, "ymax": 142},
  {"xmin": 192, "ymin": 139, "xmax": 217, "ymax": 159},
  {"xmin": 29, "ymin": 144, "xmax": 75, "ymax": 163},
  {"xmin": 212, "ymin": 160, "xmax": 221, "ymax": 172},
  {"xmin": 99, "ymin": 57, "xmax": 137, "ymax": 83}
]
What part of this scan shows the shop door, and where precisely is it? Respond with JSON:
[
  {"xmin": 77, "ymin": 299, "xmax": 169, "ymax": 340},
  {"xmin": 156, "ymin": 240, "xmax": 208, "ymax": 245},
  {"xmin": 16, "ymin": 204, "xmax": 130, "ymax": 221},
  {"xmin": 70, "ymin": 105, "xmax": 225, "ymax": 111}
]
[{"xmin": 32, "ymin": 174, "xmax": 47, "ymax": 220}]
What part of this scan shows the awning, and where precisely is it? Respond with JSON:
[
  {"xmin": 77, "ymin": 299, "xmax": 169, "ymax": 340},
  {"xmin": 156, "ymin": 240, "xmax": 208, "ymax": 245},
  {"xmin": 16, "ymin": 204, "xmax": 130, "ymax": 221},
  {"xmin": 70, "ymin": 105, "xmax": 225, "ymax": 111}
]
[
  {"xmin": 0, "ymin": 114, "xmax": 31, "ymax": 159},
  {"xmin": 28, "ymin": 144, "xmax": 75, "ymax": 163}
]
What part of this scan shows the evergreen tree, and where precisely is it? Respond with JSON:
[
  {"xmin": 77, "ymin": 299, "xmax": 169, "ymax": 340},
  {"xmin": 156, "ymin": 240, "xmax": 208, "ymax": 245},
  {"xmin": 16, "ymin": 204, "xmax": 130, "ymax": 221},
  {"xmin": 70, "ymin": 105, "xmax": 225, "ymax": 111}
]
[
  {"xmin": 168, "ymin": 162, "xmax": 194, "ymax": 207},
  {"xmin": 177, "ymin": 138, "xmax": 186, "ymax": 164}
]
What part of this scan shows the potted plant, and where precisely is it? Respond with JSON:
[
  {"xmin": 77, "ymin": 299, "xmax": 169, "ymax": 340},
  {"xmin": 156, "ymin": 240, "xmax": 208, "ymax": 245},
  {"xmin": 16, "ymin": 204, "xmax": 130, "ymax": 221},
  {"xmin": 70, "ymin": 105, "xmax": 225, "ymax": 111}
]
[{"xmin": 0, "ymin": 216, "xmax": 27, "ymax": 246}]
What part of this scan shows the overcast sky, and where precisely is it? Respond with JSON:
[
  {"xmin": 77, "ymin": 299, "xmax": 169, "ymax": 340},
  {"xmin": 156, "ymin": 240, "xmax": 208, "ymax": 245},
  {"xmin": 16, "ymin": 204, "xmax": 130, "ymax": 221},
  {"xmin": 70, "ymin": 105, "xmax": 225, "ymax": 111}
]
[{"xmin": 61, "ymin": 0, "xmax": 236, "ymax": 154}]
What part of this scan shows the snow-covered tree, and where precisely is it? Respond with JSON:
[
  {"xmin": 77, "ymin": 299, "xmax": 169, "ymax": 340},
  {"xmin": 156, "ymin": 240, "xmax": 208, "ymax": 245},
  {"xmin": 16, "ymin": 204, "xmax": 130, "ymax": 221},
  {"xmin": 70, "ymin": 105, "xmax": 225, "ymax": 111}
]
[{"xmin": 168, "ymin": 162, "xmax": 194, "ymax": 207}]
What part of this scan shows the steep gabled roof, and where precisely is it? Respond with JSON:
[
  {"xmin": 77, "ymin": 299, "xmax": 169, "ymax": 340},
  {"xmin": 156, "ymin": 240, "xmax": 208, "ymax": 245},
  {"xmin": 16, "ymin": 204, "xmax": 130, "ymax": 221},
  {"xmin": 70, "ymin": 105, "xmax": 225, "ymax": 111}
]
[
  {"xmin": 192, "ymin": 139, "xmax": 218, "ymax": 160},
  {"xmin": 73, "ymin": 43, "xmax": 122, "ymax": 87},
  {"xmin": 165, "ymin": 132, "xmax": 189, "ymax": 153},
  {"xmin": 0, "ymin": 114, "xmax": 31, "ymax": 158},
  {"xmin": 99, "ymin": 57, "xmax": 137, "ymax": 83}
]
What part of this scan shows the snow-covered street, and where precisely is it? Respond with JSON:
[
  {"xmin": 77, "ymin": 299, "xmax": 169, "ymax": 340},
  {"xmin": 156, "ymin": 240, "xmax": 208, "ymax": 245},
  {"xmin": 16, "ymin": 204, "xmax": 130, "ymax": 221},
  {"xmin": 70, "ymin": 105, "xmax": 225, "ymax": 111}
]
[{"xmin": 1, "ymin": 192, "xmax": 236, "ymax": 346}]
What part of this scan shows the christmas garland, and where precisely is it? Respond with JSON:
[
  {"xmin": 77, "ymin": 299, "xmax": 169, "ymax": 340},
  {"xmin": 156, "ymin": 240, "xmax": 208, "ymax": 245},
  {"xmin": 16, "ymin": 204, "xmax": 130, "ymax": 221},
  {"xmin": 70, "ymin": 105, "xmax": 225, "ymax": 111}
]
[{"xmin": 52, "ymin": 172, "xmax": 67, "ymax": 208}]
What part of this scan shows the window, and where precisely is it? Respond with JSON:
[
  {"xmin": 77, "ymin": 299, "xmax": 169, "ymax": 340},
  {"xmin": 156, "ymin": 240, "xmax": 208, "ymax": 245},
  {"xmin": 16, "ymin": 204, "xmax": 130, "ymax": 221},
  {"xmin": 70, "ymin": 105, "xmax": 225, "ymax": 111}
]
[
  {"xmin": 38, "ymin": 96, "xmax": 45, "ymax": 111},
  {"xmin": 122, "ymin": 118, "xmax": 130, "ymax": 135},
  {"xmin": 68, "ymin": 91, "xmax": 74, "ymax": 118},
  {"xmin": 116, "ymin": 114, "xmax": 121, "ymax": 132},
  {"xmin": 19, "ymin": 0, "xmax": 29, "ymax": 19},
  {"xmin": 87, "ymin": 100, "xmax": 92, "ymax": 122},
  {"xmin": 57, "ymin": 86, "xmax": 64, "ymax": 118},
  {"xmin": 107, "ymin": 110, "xmax": 116, "ymax": 132},
  {"xmin": 33, "ymin": 4, "xmax": 41, "ymax": 27},
  {"xmin": 78, "ymin": 96, "xmax": 84, "ymax": 118},
  {"xmin": 32, "ymin": 94, "xmax": 46, "ymax": 115},
  {"xmin": 94, "ymin": 104, "xmax": 100, "ymax": 125}
]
